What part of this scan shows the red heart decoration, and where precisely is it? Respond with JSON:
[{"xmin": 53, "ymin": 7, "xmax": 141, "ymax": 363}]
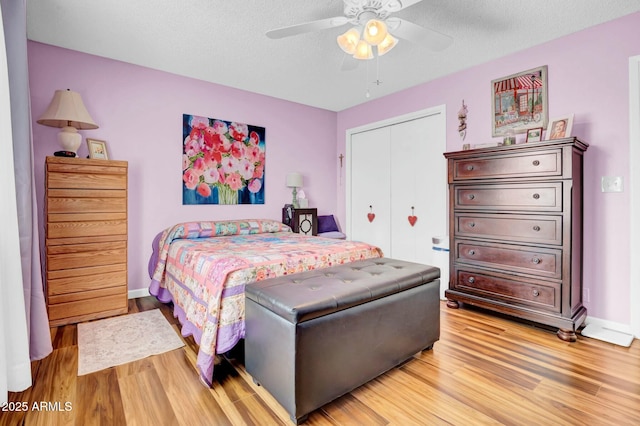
[
  {"xmin": 367, "ymin": 213, "xmax": 376, "ymax": 223},
  {"xmin": 408, "ymin": 215, "xmax": 417, "ymax": 226}
]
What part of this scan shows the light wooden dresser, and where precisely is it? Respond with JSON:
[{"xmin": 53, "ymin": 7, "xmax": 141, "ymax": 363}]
[
  {"xmin": 45, "ymin": 156, "xmax": 128, "ymax": 326},
  {"xmin": 443, "ymin": 138, "xmax": 588, "ymax": 341}
]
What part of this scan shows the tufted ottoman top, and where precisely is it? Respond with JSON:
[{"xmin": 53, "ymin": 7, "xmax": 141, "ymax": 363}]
[{"xmin": 245, "ymin": 257, "xmax": 440, "ymax": 324}]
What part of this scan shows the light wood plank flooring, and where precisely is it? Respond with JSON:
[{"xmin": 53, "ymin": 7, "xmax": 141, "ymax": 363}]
[{"xmin": 2, "ymin": 297, "xmax": 639, "ymax": 425}]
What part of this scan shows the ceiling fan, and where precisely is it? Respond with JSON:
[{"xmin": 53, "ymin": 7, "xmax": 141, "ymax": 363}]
[{"xmin": 266, "ymin": 0, "xmax": 453, "ymax": 61}]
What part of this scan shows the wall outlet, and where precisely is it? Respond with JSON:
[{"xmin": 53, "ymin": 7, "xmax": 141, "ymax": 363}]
[
  {"xmin": 583, "ymin": 288, "xmax": 590, "ymax": 303},
  {"xmin": 601, "ymin": 176, "xmax": 623, "ymax": 192}
]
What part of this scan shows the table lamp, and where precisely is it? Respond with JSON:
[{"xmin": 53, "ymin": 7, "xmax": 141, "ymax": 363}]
[
  {"xmin": 37, "ymin": 89, "xmax": 99, "ymax": 157},
  {"xmin": 286, "ymin": 172, "xmax": 303, "ymax": 208}
]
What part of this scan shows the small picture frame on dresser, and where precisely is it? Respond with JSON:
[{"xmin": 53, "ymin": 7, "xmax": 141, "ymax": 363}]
[
  {"xmin": 545, "ymin": 114, "xmax": 574, "ymax": 140},
  {"xmin": 87, "ymin": 138, "xmax": 109, "ymax": 160},
  {"xmin": 526, "ymin": 127, "xmax": 543, "ymax": 143}
]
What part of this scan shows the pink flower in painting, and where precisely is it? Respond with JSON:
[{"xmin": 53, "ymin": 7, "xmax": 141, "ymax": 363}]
[
  {"xmin": 246, "ymin": 145, "xmax": 262, "ymax": 163},
  {"xmin": 182, "ymin": 154, "xmax": 190, "ymax": 171},
  {"xmin": 183, "ymin": 169, "xmax": 199, "ymax": 190},
  {"xmin": 252, "ymin": 164, "xmax": 264, "ymax": 179},
  {"xmin": 196, "ymin": 182, "xmax": 212, "ymax": 198},
  {"xmin": 212, "ymin": 120, "xmax": 228, "ymax": 135},
  {"xmin": 249, "ymin": 131, "xmax": 260, "ymax": 146},
  {"xmin": 229, "ymin": 122, "xmax": 248, "ymax": 141},
  {"xmin": 230, "ymin": 141, "xmax": 245, "ymax": 159},
  {"xmin": 190, "ymin": 115, "xmax": 209, "ymax": 129},
  {"xmin": 238, "ymin": 159, "xmax": 255, "ymax": 180},
  {"xmin": 221, "ymin": 156, "xmax": 239, "ymax": 175},
  {"xmin": 184, "ymin": 136, "xmax": 201, "ymax": 157},
  {"xmin": 203, "ymin": 167, "xmax": 221, "ymax": 184},
  {"xmin": 191, "ymin": 157, "xmax": 206, "ymax": 176},
  {"xmin": 226, "ymin": 172, "xmax": 243, "ymax": 191},
  {"xmin": 248, "ymin": 178, "xmax": 262, "ymax": 193}
]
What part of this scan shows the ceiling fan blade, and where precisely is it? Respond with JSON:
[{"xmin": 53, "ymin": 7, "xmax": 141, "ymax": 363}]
[
  {"xmin": 387, "ymin": 17, "xmax": 453, "ymax": 51},
  {"xmin": 266, "ymin": 16, "xmax": 349, "ymax": 39}
]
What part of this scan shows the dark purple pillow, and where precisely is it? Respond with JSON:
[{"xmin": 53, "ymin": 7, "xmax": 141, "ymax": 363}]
[{"xmin": 317, "ymin": 215, "xmax": 339, "ymax": 233}]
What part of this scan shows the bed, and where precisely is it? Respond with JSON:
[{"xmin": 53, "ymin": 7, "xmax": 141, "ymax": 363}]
[{"xmin": 148, "ymin": 219, "xmax": 383, "ymax": 385}]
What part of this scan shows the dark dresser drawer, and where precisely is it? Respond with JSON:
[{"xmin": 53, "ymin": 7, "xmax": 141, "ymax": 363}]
[
  {"xmin": 454, "ymin": 268, "xmax": 560, "ymax": 312},
  {"xmin": 454, "ymin": 239, "xmax": 561, "ymax": 279},
  {"xmin": 454, "ymin": 213, "xmax": 562, "ymax": 245},
  {"xmin": 452, "ymin": 150, "xmax": 562, "ymax": 181},
  {"xmin": 454, "ymin": 182, "xmax": 562, "ymax": 211}
]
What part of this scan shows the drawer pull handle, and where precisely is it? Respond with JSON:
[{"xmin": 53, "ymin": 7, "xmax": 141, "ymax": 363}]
[
  {"xmin": 469, "ymin": 250, "xmax": 476, "ymax": 256},
  {"xmin": 532, "ymin": 289, "xmax": 540, "ymax": 297},
  {"xmin": 533, "ymin": 225, "xmax": 541, "ymax": 232},
  {"xmin": 532, "ymin": 257, "xmax": 541, "ymax": 264},
  {"xmin": 468, "ymin": 277, "xmax": 475, "ymax": 284},
  {"xmin": 468, "ymin": 194, "xmax": 475, "ymax": 200},
  {"xmin": 533, "ymin": 193, "xmax": 540, "ymax": 199},
  {"xmin": 469, "ymin": 222, "xmax": 476, "ymax": 228},
  {"xmin": 533, "ymin": 160, "xmax": 540, "ymax": 166},
  {"xmin": 467, "ymin": 165, "xmax": 474, "ymax": 171}
]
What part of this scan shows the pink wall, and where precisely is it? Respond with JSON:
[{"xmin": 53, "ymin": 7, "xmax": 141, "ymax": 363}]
[
  {"xmin": 28, "ymin": 42, "xmax": 337, "ymax": 293},
  {"xmin": 336, "ymin": 12, "xmax": 640, "ymax": 324}
]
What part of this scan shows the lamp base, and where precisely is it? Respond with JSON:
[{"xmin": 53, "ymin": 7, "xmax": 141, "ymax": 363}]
[{"xmin": 54, "ymin": 150, "xmax": 77, "ymax": 158}]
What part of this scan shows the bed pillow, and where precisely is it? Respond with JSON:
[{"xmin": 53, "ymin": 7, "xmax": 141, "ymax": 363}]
[{"xmin": 317, "ymin": 215, "xmax": 340, "ymax": 233}]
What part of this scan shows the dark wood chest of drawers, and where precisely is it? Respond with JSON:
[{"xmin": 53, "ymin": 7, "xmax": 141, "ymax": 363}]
[{"xmin": 443, "ymin": 138, "xmax": 588, "ymax": 341}]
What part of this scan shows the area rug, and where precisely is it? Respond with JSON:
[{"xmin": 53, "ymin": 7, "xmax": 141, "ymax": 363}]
[{"xmin": 77, "ymin": 309, "xmax": 185, "ymax": 375}]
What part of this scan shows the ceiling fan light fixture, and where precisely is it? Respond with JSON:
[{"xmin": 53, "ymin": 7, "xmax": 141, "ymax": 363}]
[
  {"xmin": 363, "ymin": 19, "xmax": 388, "ymax": 45},
  {"xmin": 337, "ymin": 27, "xmax": 361, "ymax": 54},
  {"xmin": 377, "ymin": 33, "xmax": 398, "ymax": 56},
  {"xmin": 353, "ymin": 39, "xmax": 374, "ymax": 60}
]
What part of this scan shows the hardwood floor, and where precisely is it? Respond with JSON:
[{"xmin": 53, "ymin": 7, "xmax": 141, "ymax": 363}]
[{"xmin": 3, "ymin": 297, "xmax": 639, "ymax": 425}]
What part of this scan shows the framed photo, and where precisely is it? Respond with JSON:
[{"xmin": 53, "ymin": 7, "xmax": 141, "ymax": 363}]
[
  {"xmin": 526, "ymin": 127, "xmax": 544, "ymax": 143},
  {"xmin": 545, "ymin": 114, "xmax": 574, "ymax": 140},
  {"xmin": 492, "ymin": 65, "xmax": 548, "ymax": 137},
  {"xmin": 87, "ymin": 138, "xmax": 109, "ymax": 160}
]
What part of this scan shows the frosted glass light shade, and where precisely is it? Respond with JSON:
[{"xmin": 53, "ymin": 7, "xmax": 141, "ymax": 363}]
[
  {"xmin": 377, "ymin": 33, "xmax": 398, "ymax": 56},
  {"xmin": 337, "ymin": 28, "xmax": 361, "ymax": 54},
  {"xmin": 353, "ymin": 40, "xmax": 374, "ymax": 60},
  {"xmin": 363, "ymin": 19, "xmax": 388, "ymax": 46},
  {"xmin": 286, "ymin": 172, "xmax": 303, "ymax": 188}
]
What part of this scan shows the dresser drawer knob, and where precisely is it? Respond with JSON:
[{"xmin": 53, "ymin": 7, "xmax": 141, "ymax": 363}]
[
  {"xmin": 533, "ymin": 193, "xmax": 540, "ymax": 199},
  {"xmin": 532, "ymin": 289, "xmax": 540, "ymax": 297},
  {"xmin": 533, "ymin": 160, "xmax": 540, "ymax": 166},
  {"xmin": 532, "ymin": 257, "xmax": 541, "ymax": 264},
  {"xmin": 467, "ymin": 165, "xmax": 474, "ymax": 171},
  {"xmin": 469, "ymin": 250, "xmax": 476, "ymax": 256},
  {"xmin": 533, "ymin": 225, "xmax": 541, "ymax": 232},
  {"xmin": 468, "ymin": 276, "xmax": 475, "ymax": 284},
  {"xmin": 469, "ymin": 222, "xmax": 476, "ymax": 228},
  {"xmin": 468, "ymin": 194, "xmax": 475, "ymax": 200}
]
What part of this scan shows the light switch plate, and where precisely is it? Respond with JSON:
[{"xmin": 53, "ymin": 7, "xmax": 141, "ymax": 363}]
[{"xmin": 601, "ymin": 176, "xmax": 623, "ymax": 192}]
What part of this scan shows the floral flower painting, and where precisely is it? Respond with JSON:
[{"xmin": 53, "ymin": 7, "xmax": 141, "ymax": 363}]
[{"xmin": 182, "ymin": 114, "xmax": 266, "ymax": 205}]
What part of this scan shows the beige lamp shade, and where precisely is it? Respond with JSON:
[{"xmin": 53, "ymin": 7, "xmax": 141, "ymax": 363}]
[
  {"xmin": 37, "ymin": 89, "xmax": 98, "ymax": 129},
  {"xmin": 286, "ymin": 172, "xmax": 303, "ymax": 188},
  {"xmin": 37, "ymin": 89, "xmax": 98, "ymax": 155}
]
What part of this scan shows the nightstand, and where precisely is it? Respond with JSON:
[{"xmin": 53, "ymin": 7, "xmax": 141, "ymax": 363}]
[{"xmin": 283, "ymin": 207, "xmax": 318, "ymax": 236}]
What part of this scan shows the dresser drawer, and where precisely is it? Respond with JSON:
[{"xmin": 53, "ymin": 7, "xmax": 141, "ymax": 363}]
[
  {"xmin": 47, "ymin": 220, "xmax": 127, "ymax": 239},
  {"xmin": 46, "ymin": 170, "xmax": 127, "ymax": 190},
  {"xmin": 451, "ymin": 150, "xmax": 562, "ymax": 181},
  {"xmin": 47, "ymin": 269, "xmax": 127, "ymax": 297},
  {"xmin": 454, "ymin": 268, "xmax": 560, "ymax": 312},
  {"xmin": 47, "ymin": 292, "xmax": 127, "ymax": 324},
  {"xmin": 455, "ymin": 213, "xmax": 562, "ymax": 245},
  {"xmin": 454, "ymin": 182, "xmax": 562, "ymax": 212},
  {"xmin": 46, "ymin": 242, "xmax": 127, "ymax": 271},
  {"xmin": 454, "ymin": 239, "xmax": 561, "ymax": 279},
  {"xmin": 47, "ymin": 193, "xmax": 127, "ymax": 213}
]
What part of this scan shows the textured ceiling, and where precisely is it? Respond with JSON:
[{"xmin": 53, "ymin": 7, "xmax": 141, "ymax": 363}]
[{"xmin": 26, "ymin": 0, "xmax": 640, "ymax": 112}]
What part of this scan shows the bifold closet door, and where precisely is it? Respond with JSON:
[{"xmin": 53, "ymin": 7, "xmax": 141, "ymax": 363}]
[
  {"xmin": 349, "ymin": 126, "xmax": 391, "ymax": 255},
  {"xmin": 390, "ymin": 115, "xmax": 446, "ymax": 266}
]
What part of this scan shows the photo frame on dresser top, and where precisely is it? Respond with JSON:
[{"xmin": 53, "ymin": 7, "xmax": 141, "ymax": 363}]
[
  {"xmin": 492, "ymin": 65, "xmax": 548, "ymax": 137},
  {"xmin": 545, "ymin": 114, "xmax": 574, "ymax": 140},
  {"xmin": 87, "ymin": 138, "xmax": 109, "ymax": 160},
  {"xmin": 526, "ymin": 127, "xmax": 544, "ymax": 143}
]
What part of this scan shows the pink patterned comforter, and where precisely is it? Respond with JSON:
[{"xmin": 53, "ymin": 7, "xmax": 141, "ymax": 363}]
[{"xmin": 148, "ymin": 219, "xmax": 382, "ymax": 385}]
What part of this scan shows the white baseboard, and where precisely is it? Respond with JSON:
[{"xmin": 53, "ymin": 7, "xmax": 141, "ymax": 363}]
[
  {"xmin": 584, "ymin": 315, "xmax": 637, "ymax": 339},
  {"xmin": 128, "ymin": 288, "xmax": 151, "ymax": 299}
]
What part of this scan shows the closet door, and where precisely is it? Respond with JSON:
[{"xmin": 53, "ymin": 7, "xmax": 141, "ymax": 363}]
[
  {"xmin": 390, "ymin": 114, "xmax": 447, "ymax": 265},
  {"xmin": 349, "ymin": 126, "xmax": 391, "ymax": 255}
]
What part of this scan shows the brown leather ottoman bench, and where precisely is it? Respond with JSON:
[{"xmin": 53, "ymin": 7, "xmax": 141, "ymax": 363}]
[{"xmin": 244, "ymin": 257, "xmax": 440, "ymax": 424}]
